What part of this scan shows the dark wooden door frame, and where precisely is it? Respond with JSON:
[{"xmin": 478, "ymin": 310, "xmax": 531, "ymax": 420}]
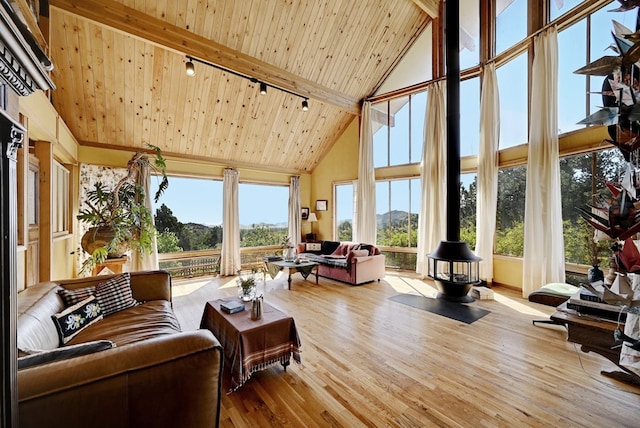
[{"xmin": 0, "ymin": 109, "xmax": 24, "ymax": 428}]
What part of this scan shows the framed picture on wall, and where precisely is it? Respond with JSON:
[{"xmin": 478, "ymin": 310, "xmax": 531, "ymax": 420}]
[
  {"xmin": 301, "ymin": 207, "xmax": 309, "ymax": 220},
  {"xmin": 316, "ymin": 200, "xmax": 327, "ymax": 211}
]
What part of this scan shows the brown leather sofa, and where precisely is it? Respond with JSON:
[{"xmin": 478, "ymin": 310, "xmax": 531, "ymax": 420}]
[{"xmin": 17, "ymin": 270, "xmax": 223, "ymax": 428}]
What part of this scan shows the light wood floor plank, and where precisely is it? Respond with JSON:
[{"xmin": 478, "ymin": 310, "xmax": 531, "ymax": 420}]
[{"xmin": 172, "ymin": 272, "xmax": 640, "ymax": 427}]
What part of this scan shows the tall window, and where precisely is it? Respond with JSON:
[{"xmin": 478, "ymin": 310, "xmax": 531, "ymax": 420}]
[
  {"xmin": 460, "ymin": 173, "xmax": 477, "ymax": 249},
  {"xmin": 410, "ymin": 91, "xmax": 427, "ymax": 164},
  {"xmin": 152, "ymin": 177, "xmax": 223, "ymax": 253},
  {"xmin": 495, "ymin": 0, "xmax": 527, "ymax": 55},
  {"xmin": 550, "ymin": 0, "xmax": 583, "ymax": 22},
  {"xmin": 496, "ymin": 53, "xmax": 528, "ymax": 148},
  {"xmin": 460, "ymin": 77, "xmax": 480, "ymax": 156},
  {"xmin": 239, "ymin": 183, "xmax": 288, "ymax": 247},
  {"xmin": 589, "ymin": 8, "xmax": 638, "ymax": 119},
  {"xmin": 495, "ymin": 165, "xmax": 527, "ymax": 257},
  {"xmin": 334, "ymin": 182, "xmax": 354, "ymax": 241},
  {"xmin": 558, "ymin": 18, "xmax": 587, "ymax": 134},
  {"xmin": 373, "ymin": 92, "xmax": 427, "ymax": 167},
  {"xmin": 376, "ymin": 179, "xmax": 420, "ymax": 248},
  {"xmin": 459, "ymin": 0, "xmax": 479, "ymax": 70},
  {"xmin": 52, "ymin": 161, "xmax": 69, "ymax": 234},
  {"xmin": 561, "ymin": 149, "xmax": 624, "ymax": 266}
]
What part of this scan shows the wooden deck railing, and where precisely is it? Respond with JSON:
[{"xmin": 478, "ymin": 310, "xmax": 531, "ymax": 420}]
[
  {"xmin": 158, "ymin": 245, "xmax": 285, "ymax": 279},
  {"xmin": 158, "ymin": 245, "xmax": 419, "ymax": 279}
]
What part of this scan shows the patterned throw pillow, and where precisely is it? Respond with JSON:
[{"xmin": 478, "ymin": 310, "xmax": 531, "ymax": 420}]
[
  {"xmin": 94, "ymin": 273, "xmax": 138, "ymax": 317},
  {"xmin": 58, "ymin": 285, "xmax": 96, "ymax": 307},
  {"xmin": 51, "ymin": 296, "xmax": 103, "ymax": 345}
]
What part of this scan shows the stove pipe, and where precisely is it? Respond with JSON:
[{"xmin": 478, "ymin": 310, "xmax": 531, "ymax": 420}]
[{"xmin": 427, "ymin": 0, "xmax": 481, "ymax": 302}]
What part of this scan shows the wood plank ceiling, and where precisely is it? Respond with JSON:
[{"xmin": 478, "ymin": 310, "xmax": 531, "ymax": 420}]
[{"xmin": 47, "ymin": 0, "xmax": 435, "ymax": 172}]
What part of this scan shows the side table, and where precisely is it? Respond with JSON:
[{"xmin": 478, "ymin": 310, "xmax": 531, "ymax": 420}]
[
  {"xmin": 200, "ymin": 299, "xmax": 301, "ymax": 391},
  {"xmin": 551, "ymin": 306, "xmax": 640, "ymax": 386},
  {"xmin": 92, "ymin": 256, "xmax": 127, "ymax": 276}
]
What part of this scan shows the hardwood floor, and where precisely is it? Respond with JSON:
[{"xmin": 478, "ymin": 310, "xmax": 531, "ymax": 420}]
[{"xmin": 172, "ymin": 272, "xmax": 640, "ymax": 427}]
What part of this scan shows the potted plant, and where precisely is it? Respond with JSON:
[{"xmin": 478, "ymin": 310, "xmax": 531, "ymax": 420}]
[
  {"xmin": 282, "ymin": 236, "xmax": 295, "ymax": 261},
  {"xmin": 77, "ymin": 144, "xmax": 169, "ymax": 273},
  {"xmin": 237, "ymin": 268, "xmax": 261, "ymax": 301}
]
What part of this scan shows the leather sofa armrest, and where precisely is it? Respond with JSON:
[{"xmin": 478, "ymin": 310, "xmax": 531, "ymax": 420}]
[
  {"xmin": 19, "ymin": 329, "xmax": 223, "ymax": 428},
  {"xmin": 18, "ymin": 329, "xmax": 221, "ymax": 400},
  {"xmin": 352, "ymin": 254, "xmax": 383, "ymax": 264}
]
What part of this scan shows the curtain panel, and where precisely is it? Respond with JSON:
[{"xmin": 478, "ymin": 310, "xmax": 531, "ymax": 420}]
[
  {"xmin": 221, "ymin": 168, "xmax": 241, "ymax": 276},
  {"xmin": 416, "ymin": 80, "xmax": 447, "ymax": 277},
  {"xmin": 355, "ymin": 101, "xmax": 377, "ymax": 245},
  {"xmin": 522, "ymin": 27, "xmax": 565, "ymax": 297},
  {"xmin": 288, "ymin": 176, "xmax": 301, "ymax": 247},
  {"xmin": 475, "ymin": 63, "xmax": 499, "ymax": 282}
]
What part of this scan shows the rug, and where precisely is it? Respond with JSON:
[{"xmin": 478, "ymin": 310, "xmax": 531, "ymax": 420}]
[{"xmin": 389, "ymin": 294, "xmax": 490, "ymax": 324}]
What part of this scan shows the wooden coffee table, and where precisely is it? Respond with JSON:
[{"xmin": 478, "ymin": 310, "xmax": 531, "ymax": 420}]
[
  {"xmin": 200, "ymin": 299, "xmax": 301, "ymax": 391},
  {"xmin": 264, "ymin": 259, "xmax": 318, "ymax": 289}
]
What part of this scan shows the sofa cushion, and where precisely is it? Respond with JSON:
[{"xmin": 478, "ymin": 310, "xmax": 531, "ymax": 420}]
[
  {"xmin": 51, "ymin": 296, "xmax": 104, "ymax": 344},
  {"xmin": 66, "ymin": 300, "xmax": 181, "ymax": 347},
  {"xmin": 18, "ymin": 340, "xmax": 114, "ymax": 370}
]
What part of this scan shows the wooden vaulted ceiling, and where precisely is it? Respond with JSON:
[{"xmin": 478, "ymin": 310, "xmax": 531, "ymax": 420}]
[{"xmin": 46, "ymin": 0, "xmax": 436, "ymax": 172}]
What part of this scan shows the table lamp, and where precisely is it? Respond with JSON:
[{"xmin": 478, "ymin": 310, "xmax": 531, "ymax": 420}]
[{"xmin": 307, "ymin": 212, "xmax": 318, "ymax": 241}]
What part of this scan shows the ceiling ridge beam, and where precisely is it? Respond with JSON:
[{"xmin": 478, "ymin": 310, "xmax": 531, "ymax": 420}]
[{"xmin": 49, "ymin": 0, "xmax": 360, "ymax": 114}]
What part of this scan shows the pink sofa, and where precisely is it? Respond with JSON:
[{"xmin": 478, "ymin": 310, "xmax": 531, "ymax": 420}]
[{"xmin": 297, "ymin": 241, "xmax": 386, "ymax": 285}]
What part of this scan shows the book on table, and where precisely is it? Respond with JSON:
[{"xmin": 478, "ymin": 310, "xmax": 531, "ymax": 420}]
[
  {"xmin": 566, "ymin": 288, "xmax": 627, "ymax": 321},
  {"xmin": 220, "ymin": 300, "xmax": 245, "ymax": 314}
]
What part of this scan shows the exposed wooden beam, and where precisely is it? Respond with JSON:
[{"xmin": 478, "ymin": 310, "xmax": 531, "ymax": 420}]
[
  {"xmin": 49, "ymin": 0, "xmax": 360, "ymax": 115},
  {"xmin": 411, "ymin": 0, "xmax": 439, "ymax": 18}
]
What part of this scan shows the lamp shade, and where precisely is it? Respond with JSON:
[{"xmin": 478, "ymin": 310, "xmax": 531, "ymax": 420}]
[{"xmin": 307, "ymin": 212, "xmax": 317, "ymax": 222}]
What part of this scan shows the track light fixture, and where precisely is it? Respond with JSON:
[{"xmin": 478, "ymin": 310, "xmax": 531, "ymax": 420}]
[
  {"xmin": 185, "ymin": 58, "xmax": 196, "ymax": 76},
  {"xmin": 184, "ymin": 55, "xmax": 309, "ymax": 111}
]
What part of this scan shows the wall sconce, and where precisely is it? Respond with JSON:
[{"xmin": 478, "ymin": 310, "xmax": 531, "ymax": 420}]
[
  {"xmin": 302, "ymin": 99, "xmax": 309, "ymax": 111},
  {"xmin": 260, "ymin": 82, "xmax": 267, "ymax": 95}
]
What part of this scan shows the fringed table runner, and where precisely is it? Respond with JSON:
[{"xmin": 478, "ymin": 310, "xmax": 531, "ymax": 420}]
[
  {"xmin": 200, "ymin": 299, "xmax": 301, "ymax": 392},
  {"xmin": 265, "ymin": 260, "xmax": 317, "ymax": 279}
]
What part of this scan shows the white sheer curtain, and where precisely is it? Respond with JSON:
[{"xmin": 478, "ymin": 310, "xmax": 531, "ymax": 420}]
[
  {"xmin": 221, "ymin": 168, "xmax": 241, "ymax": 276},
  {"xmin": 355, "ymin": 101, "xmax": 376, "ymax": 244},
  {"xmin": 522, "ymin": 27, "xmax": 565, "ymax": 297},
  {"xmin": 131, "ymin": 162, "xmax": 159, "ymax": 271},
  {"xmin": 416, "ymin": 81, "xmax": 447, "ymax": 277},
  {"xmin": 475, "ymin": 63, "xmax": 499, "ymax": 282},
  {"xmin": 288, "ymin": 176, "xmax": 301, "ymax": 247}
]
